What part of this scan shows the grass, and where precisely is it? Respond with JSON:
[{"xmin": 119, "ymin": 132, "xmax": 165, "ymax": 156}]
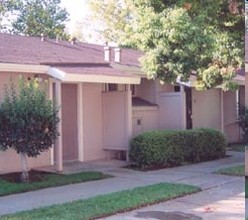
[
  {"xmin": 0, "ymin": 183, "xmax": 200, "ymax": 220},
  {"xmin": 215, "ymin": 164, "xmax": 244, "ymax": 176},
  {"xmin": 0, "ymin": 171, "xmax": 111, "ymax": 197},
  {"xmin": 227, "ymin": 143, "xmax": 245, "ymax": 152}
]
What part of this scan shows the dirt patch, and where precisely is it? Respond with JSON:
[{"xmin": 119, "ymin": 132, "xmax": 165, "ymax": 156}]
[{"xmin": 0, "ymin": 170, "xmax": 54, "ymax": 183}]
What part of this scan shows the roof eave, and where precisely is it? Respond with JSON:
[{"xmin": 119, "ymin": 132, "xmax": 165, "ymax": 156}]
[{"xmin": 0, "ymin": 63, "xmax": 64, "ymax": 80}]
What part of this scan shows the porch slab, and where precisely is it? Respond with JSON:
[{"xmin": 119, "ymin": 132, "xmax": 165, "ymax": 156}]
[{"xmin": 36, "ymin": 159, "xmax": 129, "ymax": 174}]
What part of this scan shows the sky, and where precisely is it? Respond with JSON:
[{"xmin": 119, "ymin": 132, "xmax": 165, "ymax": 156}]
[
  {"xmin": 60, "ymin": 0, "xmax": 103, "ymax": 44},
  {"xmin": 60, "ymin": 0, "xmax": 88, "ymax": 32}
]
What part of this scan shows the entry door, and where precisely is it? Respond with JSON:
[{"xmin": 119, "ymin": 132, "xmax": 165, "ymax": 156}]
[
  {"xmin": 61, "ymin": 84, "xmax": 78, "ymax": 161},
  {"xmin": 185, "ymin": 87, "xmax": 192, "ymax": 129}
]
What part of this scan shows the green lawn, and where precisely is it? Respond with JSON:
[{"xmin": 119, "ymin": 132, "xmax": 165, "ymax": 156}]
[
  {"xmin": 215, "ymin": 165, "xmax": 244, "ymax": 176},
  {"xmin": 0, "ymin": 183, "xmax": 200, "ymax": 220},
  {"xmin": 227, "ymin": 143, "xmax": 245, "ymax": 152},
  {"xmin": 0, "ymin": 171, "xmax": 111, "ymax": 197}
]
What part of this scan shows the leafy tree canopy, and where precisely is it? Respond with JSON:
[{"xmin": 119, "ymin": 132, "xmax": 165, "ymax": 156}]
[
  {"xmin": 89, "ymin": 0, "xmax": 244, "ymax": 90},
  {"xmin": 0, "ymin": 77, "xmax": 59, "ymax": 182},
  {"xmin": 1, "ymin": 0, "xmax": 69, "ymax": 39}
]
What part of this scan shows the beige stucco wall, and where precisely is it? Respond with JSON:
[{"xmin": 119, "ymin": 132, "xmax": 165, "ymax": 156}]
[
  {"xmin": 132, "ymin": 107, "xmax": 158, "ymax": 137},
  {"xmin": 61, "ymin": 83, "xmax": 78, "ymax": 162},
  {"xmin": 0, "ymin": 72, "xmax": 51, "ymax": 174},
  {"xmin": 135, "ymin": 78, "xmax": 158, "ymax": 104},
  {"xmin": 82, "ymin": 83, "xmax": 105, "ymax": 161},
  {"xmin": 192, "ymin": 88, "xmax": 222, "ymax": 130},
  {"xmin": 223, "ymin": 90, "xmax": 241, "ymax": 143},
  {"xmin": 0, "ymin": 150, "xmax": 50, "ymax": 174},
  {"xmin": 102, "ymin": 91, "xmax": 127, "ymax": 149},
  {"xmin": 158, "ymin": 83, "xmax": 176, "ymax": 93}
]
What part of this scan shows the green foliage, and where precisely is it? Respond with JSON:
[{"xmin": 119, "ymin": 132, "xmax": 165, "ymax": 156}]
[
  {"xmin": 0, "ymin": 77, "xmax": 59, "ymax": 157},
  {"xmin": 129, "ymin": 128, "xmax": 227, "ymax": 169},
  {"xmin": 238, "ymin": 106, "xmax": 248, "ymax": 145},
  {"xmin": 89, "ymin": 0, "xmax": 244, "ymax": 90},
  {"xmin": 8, "ymin": 0, "xmax": 69, "ymax": 39}
]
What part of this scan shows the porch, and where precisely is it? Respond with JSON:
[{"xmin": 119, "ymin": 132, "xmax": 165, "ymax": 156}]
[
  {"xmin": 36, "ymin": 159, "xmax": 129, "ymax": 174},
  {"xmin": 50, "ymin": 67, "xmax": 141, "ymax": 172}
]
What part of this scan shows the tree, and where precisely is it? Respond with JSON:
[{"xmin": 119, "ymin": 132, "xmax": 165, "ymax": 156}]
[
  {"xmin": 89, "ymin": 0, "xmax": 244, "ymax": 90},
  {"xmin": 0, "ymin": 77, "xmax": 59, "ymax": 182},
  {"xmin": 0, "ymin": 0, "xmax": 18, "ymax": 31},
  {"xmin": 9, "ymin": 0, "xmax": 69, "ymax": 39}
]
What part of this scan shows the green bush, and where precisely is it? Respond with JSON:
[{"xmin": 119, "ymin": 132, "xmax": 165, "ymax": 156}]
[{"xmin": 129, "ymin": 128, "xmax": 226, "ymax": 170}]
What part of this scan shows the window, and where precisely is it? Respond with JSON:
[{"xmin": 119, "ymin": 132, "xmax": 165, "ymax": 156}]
[
  {"xmin": 108, "ymin": 84, "xmax": 118, "ymax": 91},
  {"xmin": 131, "ymin": 84, "xmax": 136, "ymax": 96},
  {"xmin": 174, "ymin": 85, "xmax": 180, "ymax": 92}
]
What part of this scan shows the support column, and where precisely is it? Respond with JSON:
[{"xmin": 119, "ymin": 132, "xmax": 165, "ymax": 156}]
[
  {"xmin": 77, "ymin": 83, "xmax": 84, "ymax": 162},
  {"xmin": 49, "ymin": 79, "xmax": 54, "ymax": 166},
  {"xmin": 55, "ymin": 80, "xmax": 63, "ymax": 172},
  {"xmin": 125, "ymin": 84, "xmax": 132, "ymax": 162}
]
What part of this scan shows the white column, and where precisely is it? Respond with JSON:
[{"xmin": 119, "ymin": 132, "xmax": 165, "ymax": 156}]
[
  {"xmin": 125, "ymin": 84, "xmax": 132, "ymax": 162},
  {"xmin": 49, "ymin": 79, "xmax": 54, "ymax": 166},
  {"xmin": 77, "ymin": 83, "xmax": 84, "ymax": 162},
  {"xmin": 55, "ymin": 80, "xmax": 63, "ymax": 172},
  {"xmin": 220, "ymin": 90, "xmax": 224, "ymax": 133}
]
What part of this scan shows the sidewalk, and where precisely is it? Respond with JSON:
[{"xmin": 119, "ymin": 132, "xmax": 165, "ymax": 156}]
[
  {"xmin": 0, "ymin": 151, "xmax": 244, "ymax": 217},
  {"xmin": 101, "ymin": 174, "xmax": 244, "ymax": 220}
]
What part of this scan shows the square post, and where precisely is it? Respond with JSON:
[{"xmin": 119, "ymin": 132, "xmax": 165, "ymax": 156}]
[
  {"xmin": 125, "ymin": 84, "xmax": 132, "ymax": 162},
  {"xmin": 77, "ymin": 83, "xmax": 84, "ymax": 162},
  {"xmin": 55, "ymin": 80, "xmax": 63, "ymax": 172}
]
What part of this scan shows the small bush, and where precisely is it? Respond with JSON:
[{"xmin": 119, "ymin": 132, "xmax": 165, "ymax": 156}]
[{"xmin": 129, "ymin": 128, "xmax": 226, "ymax": 170}]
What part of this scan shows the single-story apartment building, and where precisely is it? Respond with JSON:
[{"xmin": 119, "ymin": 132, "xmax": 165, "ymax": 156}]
[{"xmin": 0, "ymin": 33, "xmax": 245, "ymax": 173}]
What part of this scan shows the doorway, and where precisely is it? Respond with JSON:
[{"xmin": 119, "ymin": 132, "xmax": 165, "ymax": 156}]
[{"xmin": 185, "ymin": 87, "xmax": 192, "ymax": 129}]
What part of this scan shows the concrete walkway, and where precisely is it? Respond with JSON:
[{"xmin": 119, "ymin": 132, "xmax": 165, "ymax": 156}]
[
  {"xmin": 0, "ymin": 151, "xmax": 245, "ymax": 218},
  {"xmin": 246, "ymin": 198, "xmax": 248, "ymax": 219}
]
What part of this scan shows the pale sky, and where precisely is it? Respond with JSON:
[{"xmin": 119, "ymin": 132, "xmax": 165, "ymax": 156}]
[
  {"xmin": 60, "ymin": 0, "xmax": 88, "ymax": 32},
  {"xmin": 60, "ymin": 0, "xmax": 104, "ymax": 44}
]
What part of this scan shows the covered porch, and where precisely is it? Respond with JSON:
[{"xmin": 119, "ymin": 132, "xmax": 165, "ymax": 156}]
[{"xmin": 50, "ymin": 65, "xmax": 141, "ymax": 172}]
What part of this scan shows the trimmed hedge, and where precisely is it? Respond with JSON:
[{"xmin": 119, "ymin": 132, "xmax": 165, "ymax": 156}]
[{"xmin": 129, "ymin": 128, "xmax": 227, "ymax": 170}]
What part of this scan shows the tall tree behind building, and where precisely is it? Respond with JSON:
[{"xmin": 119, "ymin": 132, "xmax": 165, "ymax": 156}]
[{"xmin": 2, "ymin": 0, "xmax": 70, "ymax": 39}]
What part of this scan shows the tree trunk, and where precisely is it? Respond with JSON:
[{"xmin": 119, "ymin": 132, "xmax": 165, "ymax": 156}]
[{"xmin": 20, "ymin": 153, "xmax": 29, "ymax": 183}]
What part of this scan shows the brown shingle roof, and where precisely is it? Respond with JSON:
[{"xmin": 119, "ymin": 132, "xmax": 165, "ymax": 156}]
[{"xmin": 0, "ymin": 33, "xmax": 143, "ymax": 67}]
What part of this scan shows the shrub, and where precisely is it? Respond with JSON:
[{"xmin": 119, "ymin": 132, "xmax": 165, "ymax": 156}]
[{"xmin": 129, "ymin": 128, "xmax": 226, "ymax": 170}]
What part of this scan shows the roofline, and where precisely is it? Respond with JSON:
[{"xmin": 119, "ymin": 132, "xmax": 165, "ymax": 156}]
[
  {"xmin": 0, "ymin": 63, "xmax": 65, "ymax": 80},
  {"xmin": 0, "ymin": 63, "xmax": 141, "ymax": 84},
  {"xmin": 63, "ymin": 72, "xmax": 141, "ymax": 84}
]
